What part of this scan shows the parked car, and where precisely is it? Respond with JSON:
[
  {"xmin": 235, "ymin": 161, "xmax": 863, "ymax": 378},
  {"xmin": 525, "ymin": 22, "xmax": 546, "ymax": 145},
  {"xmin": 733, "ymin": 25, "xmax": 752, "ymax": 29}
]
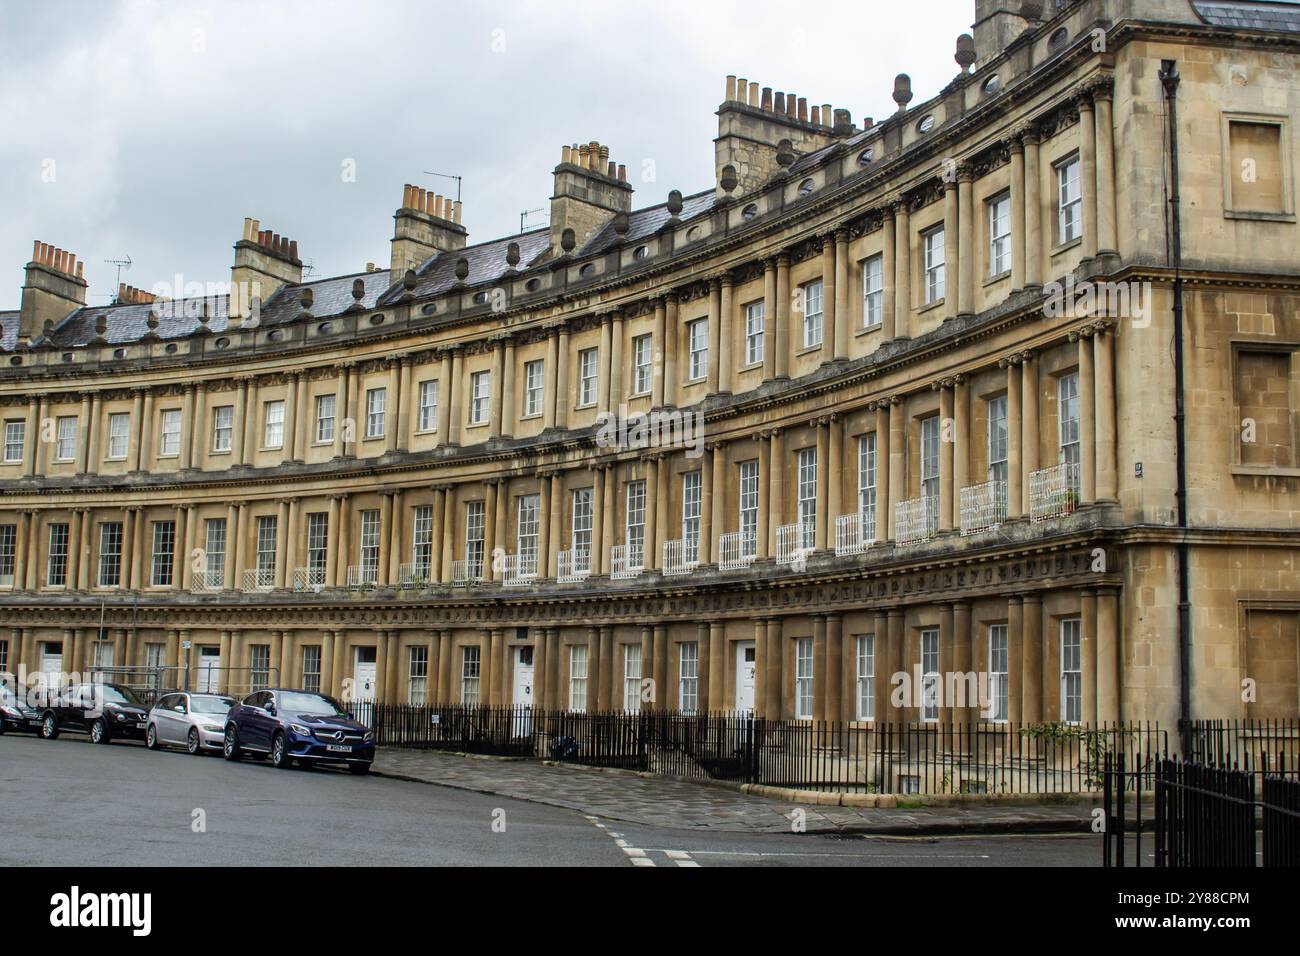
[
  {"xmin": 37, "ymin": 683, "xmax": 150, "ymax": 744},
  {"xmin": 146, "ymin": 692, "xmax": 236, "ymax": 754},
  {"xmin": 223, "ymin": 688, "xmax": 374, "ymax": 773},
  {"xmin": 0, "ymin": 683, "xmax": 42, "ymax": 734}
]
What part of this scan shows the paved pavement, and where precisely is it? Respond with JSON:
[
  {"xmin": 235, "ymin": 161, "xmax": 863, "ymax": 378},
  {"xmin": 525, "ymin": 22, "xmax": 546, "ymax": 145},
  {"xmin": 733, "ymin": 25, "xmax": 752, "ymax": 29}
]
[
  {"xmin": 374, "ymin": 748, "xmax": 1108, "ymax": 835},
  {"xmin": 1, "ymin": 734, "xmax": 1107, "ymax": 866}
]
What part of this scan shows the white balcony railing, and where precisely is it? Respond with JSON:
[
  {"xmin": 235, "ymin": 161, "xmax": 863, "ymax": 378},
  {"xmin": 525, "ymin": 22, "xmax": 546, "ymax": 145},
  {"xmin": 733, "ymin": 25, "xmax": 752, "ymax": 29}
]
[
  {"xmin": 556, "ymin": 549, "xmax": 591, "ymax": 584},
  {"xmin": 293, "ymin": 566, "xmax": 326, "ymax": 592},
  {"xmin": 502, "ymin": 552, "xmax": 538, "ymax": 588},
  {"xmin": 895, "ymin": 496, "xmax": 939, "ymax": 545},
  {"xmin": 1029, "ymin": 461, "xmax": 1081, "ymax": 522},
  {"xmin": 775, "ymin": 521, "xmax": 815, "ymax": 566},
  {"xmin": 610, "ymin": 544, "xmax": 644, "ymax": 580},
  {"xmin": 451, "ymin": 558, "xmax": 485, "ymax": 587},
  {"xmin": 398, "ymin": 562, "xmax": 432, "ymax": 587},
  {"xmin": 241, "ymin": 567, "xmax": 276, "ymax": 592},
  {"xmin": 834, "ymin": 511, "xmax": 876, "ymax": 556},
  {"xmin": 960, "ymin": 479, "xmax": 1008, "ymax": 536},
  {"xmin": 191, "ymin": 568, "xmax": 224, "ymax": 593},
  {"xmin": 347, "ymin": 564, "xmax": 378, "ymax": 589},
  {"xmin": 661, "ymin": 538, "xmax": 699, "ymax": 577},
  {"xmin": 717, "ymin": 531, "xmax": 757, "ymax": 572}
]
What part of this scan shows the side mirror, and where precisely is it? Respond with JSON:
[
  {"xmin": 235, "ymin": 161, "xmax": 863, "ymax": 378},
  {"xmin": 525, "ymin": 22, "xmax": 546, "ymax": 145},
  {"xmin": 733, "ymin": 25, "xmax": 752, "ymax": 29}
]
[{"xmin": 265, "ymin": 703, "xmax": 276, "ymax": 716}]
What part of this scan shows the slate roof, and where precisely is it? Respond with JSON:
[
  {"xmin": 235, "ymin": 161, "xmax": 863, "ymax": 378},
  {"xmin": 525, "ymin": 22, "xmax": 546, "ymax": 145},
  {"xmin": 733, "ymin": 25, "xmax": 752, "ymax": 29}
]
[
  {"xmin": 259, "ymin": 267, "xmax": 391, "ymax": 325},
  {"xmin": 580, "ymin": 189, "xmax": 715, "ymax": 256},
  {"xmin": 0, "ymin": 311, "xmax": 18, "ymax": 352},
  {"xmin": 46, "ymin": 295, "xmax": 232, "ymax": 347},
  {"xmin": 1193, "ymin": 0, "xmax": 1300, "ymax": 31},
  {"xmin": 391, "ymin": 228, "xmax": 552, "ymax": 304}
]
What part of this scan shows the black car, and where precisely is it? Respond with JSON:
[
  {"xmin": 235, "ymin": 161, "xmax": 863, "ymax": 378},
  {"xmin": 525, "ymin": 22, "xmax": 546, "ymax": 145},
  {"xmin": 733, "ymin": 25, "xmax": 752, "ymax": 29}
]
[
  {"xmin": 0, "ymin": 683, "xmax": 42, "ymax": 734},
  {"xmin": 38, "ymin": 683, "xmax": 150, "ymax": 744},
  {"xmin": 224, "ymin": 688, "xmax": 375, "ymax": 772}
]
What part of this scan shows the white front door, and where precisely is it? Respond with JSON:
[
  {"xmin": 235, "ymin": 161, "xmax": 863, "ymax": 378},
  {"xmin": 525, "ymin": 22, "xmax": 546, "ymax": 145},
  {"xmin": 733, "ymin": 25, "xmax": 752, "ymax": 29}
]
[
  {"xmin": 196, "ymin": 647, "xmax": 222, "ymax": 693},
  {"xmin": 512, "ymin": 646, "xmax": 534, "ymax": 737},
  {"xmin": 353, "ymin": 648, "xmax": 377, "ymax": 702},
  {"xmin": 40, "ymin": 643, "xmax": 64, "ymax": 690},
  {"xmin": 735, "ymin": 640, "xmax": 756, "ymax": 713}
]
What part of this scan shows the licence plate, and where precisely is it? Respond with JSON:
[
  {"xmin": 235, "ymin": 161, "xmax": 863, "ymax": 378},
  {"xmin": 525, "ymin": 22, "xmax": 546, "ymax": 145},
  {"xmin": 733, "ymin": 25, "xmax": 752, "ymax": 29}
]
[
  {"xmin": 326, "ymin": 744, "xmax": 352, "ymax": 753},
  {"xmin": 136, "ymin": 722, "xmax": 147, "ymax": 729}
]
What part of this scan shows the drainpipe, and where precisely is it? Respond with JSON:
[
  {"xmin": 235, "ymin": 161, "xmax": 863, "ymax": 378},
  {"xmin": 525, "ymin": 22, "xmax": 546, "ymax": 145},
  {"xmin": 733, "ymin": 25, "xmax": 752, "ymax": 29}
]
[{"xmin": 1159, "ymin": 60, "xmax": 1191, "ymax": 754}]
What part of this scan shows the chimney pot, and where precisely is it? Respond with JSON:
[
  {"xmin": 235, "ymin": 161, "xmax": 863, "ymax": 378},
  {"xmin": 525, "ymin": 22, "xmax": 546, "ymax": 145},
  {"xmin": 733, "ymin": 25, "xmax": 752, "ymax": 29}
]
[
  {"xmin": 749, "ymin": 82, "xmax": 759, "ymax": 106},
  {"xmin": 289, "ymin": 239, "xmax": 298, "ymax": 260},
  {"xmin": 797, "ymin": 97, "xmax": 808, "ymax": 122},
  {"xmin": 453, "ymin": 200, "xmax": 462, "ymax": 223},
  {"xmin": 562, "ymin": 145, "xmax": 571, "ymax": 164},
  {"xmin": 617, "ymin": 163, "xmax": 627, "ymax": 182},
  {"xmin": 761, "ymin": 87, "xmax": 772, "ymax": 111},
  {"xmin": 31, "ymin": 239, "xmax": 40, "ymax": 262},
  {"xmin": 725, "ymin": 75, "xmax": 737, "ymax": 101},
  {"xmin": 774, "ymin": 91, "xmax": 786, "ymax": 114},
  {"xmin": 811, "ymin": 105, "xmax": 820, "ymax": 125}
]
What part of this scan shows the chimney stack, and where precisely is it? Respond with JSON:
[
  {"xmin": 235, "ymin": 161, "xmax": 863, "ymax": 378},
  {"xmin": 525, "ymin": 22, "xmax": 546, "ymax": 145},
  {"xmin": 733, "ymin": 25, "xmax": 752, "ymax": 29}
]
[
  {"xmin": 715, "ymin": 74, "xmax": 840, "ymax": 199},
  {"xmin": 390, "ymin": 183, "xmax": 469, "ymax": 278},
  {"xmin": 549, "ymin": 139, "xmax": 634, "ymax": 256},
  {"xmin": 230, "ymin": 217, "xmax": 303, "ymax": 326},
  {"xmin": 973, "ymin": 0, "xmax": 1037, "ymax": 61},
  {"xmin": 18, "ymin": 240, "xmax": 88, "ymax": 345}
]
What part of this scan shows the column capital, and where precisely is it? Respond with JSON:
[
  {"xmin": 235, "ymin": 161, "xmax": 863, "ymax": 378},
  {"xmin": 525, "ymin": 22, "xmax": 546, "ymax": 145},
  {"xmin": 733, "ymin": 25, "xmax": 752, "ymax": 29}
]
[
  {"xmin": 1089, "ymin": 76, "xmax": 1114, "ymax": 102},
  {"xmin": 1017, "ymin": 123, "xmax": 1043, "ymax": 147},
  {"xmin": 1073, "ymin": 89, "xmax": 1096, "ymax": 113}
]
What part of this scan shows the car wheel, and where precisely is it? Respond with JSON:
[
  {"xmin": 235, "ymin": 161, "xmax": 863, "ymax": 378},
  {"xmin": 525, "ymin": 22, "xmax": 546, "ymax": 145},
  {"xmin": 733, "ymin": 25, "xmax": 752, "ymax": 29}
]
[
  {"xmin": 271, "ymin": 732, "xmax": 292, "ymax": 770},
  {"xmin": 222, "ymin": 725, "xmax": 242, "ymax": 761},
  {"xmin": 39, "ymin": 714, "xmax": 58, "ymax": 740},
  {"xmin": 186, "ymin": 729, "xmax": 201, "ymax": 755},
  {"xmin": 146, "ymin": 724, "xmax": 160, "ymax": 750},
  {"xmin": 90, "ymin": 719, "xmax": 110, "ymax": 745},
  {"xmin": 348, "ymin": 763, "xmax": 371, "ymax": 775}
]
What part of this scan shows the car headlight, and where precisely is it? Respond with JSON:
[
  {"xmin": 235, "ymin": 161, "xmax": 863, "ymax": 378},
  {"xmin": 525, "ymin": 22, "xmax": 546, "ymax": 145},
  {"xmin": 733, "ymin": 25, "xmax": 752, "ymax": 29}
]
[
  {"xmin": 114, "ymin": 712, "xmax": 128, "ymax": 721},
  {"xmin": 1, "ymin": 706, "xmax": 19, "ymax": 719},
  {"xmin": 202, "ymin": 724, "xmax": 223, "ymax": 733},
  {"xmin": 364, "ymin": 731, "xmax": 374, "ymax": 743},
  {"xmin": 289, "ymin": 723, "xmax": 312, "ymax": 736}
]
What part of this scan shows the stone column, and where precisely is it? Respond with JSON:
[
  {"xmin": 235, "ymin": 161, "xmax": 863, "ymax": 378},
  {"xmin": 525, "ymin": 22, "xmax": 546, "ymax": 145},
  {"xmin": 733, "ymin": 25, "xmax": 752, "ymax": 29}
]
[
  {"xmin": 609, "ymin": 310, "xmax": 625, "ymax": 410},
  {"xmin": 435, "ymin": 630, "xmax": 451, "ymax": 704},
  {"xmin": 377, "ymin": 492, "xmax": 393, "ymax": 587},
  {"xmin": 231, "ymin": 378, "xmax": 248, "ymax": 465},
  {"xmin": 500, "ymin": 339, "xmax": 516, "ymax": 439},
  {"xmin": 1004, "ymin": 358, "xmax": 1023, "ymax": 518},
  {"xmin": 1023, "ymin": 129, "xmax": 1043, "ymax": 288},
  {"xmin": 756, "ymin": 434, "xmax": 770, "ymax": 559},
  {"xmin": 177, "ymin": 386, "xmax": 194, "ymax": 471},
  {"xmin": 483, "ymin": 481, "xmax": 499, "ymax": 582},
  {"xmin": 939, "ymin": 383, "xmax": 954, "ymax": 532},
  {"xmin": 1007, "ymin": 598, "xmax": 1023, "ymax": 724},
  {"xmin": 290, "ymin": 372, "xmax": 306, "ymax": 462},
  {"xmin": 887, "ymin": 398, "xmax": 904, "ymax": 540},
  {"xmin": 382, "ymin": 360, "xmax": 399, "ymax": 453},
  {"xmin": 589, "ymin": 465, "xmax": 605, "ymax": 576},
  {"xmin": 718, "ymin": 276, "xmax": 735, "ymax": 394},
  {"xmin": 885, "ymin": 610, "xmax": 904, "ymax": 722},
  {"xmin": 488, "ymin": 338, "xmax": 504, "ymax": 439},
  {"xmin": 893, "ymin": 200, "xmax": 911, "ymax": 339},
  {"xmin": 555, "ymin": 327, "xmax": 570, "ymax": 428},
  {"xmin": 128, "ymin": 389, "xmax": 146, "ymax": 472},
  {"xmin": 765, "ymin": 618, "xmax": 782, "ymax": 719},
  {"xmin": 832, "ymin": 228, "xmax": 850, "ymax": 360},
  {"xmin": 14, "ymin": 512, "xmax": 30, "ymax": 591},
  {"xmin": 706, "ymin": 280, "xmax": 722, "ymax": 393},
  {"xmin": 959, "ymin": 166, "xmax": 976, "ymax": 317},
  {"xmin": 121, "ymin": 507, "xmax": 136, "ymax": 590},
  {"xmin": 319, "ymin": 630, "xmax": 335, "ymax": 699},
  {"xmin": 448, "ymin": 349, "xmax": 464, "ymax": 444},
  {"xmin": 952, "ymin": 601, "xmax": 973, "ymax": 722},
  {"xmin": 218, "ymin": 631, "xmax": 231, "ymax": 694},
  {"xmin": 827, "ymin": 417, "xmax": 842, "ymax": 538},
  {"xmin": 597, "ymin": 316, "xmax": 613, "ymax": 413},
  {"xmin": 1094, "ymin": 84, "xmax": 1118, "ymax": 257},
  {"xmin": 332, "ymin": 365, "xmax": 348, "ymax": 458},
  {"xmin": 643, "ymin": 456, "xmax": 658, "ymax": 570},
  {"xmin": 650, "ymin": 301, "xmax": 666, "ymax": 406},
  {"xmin": 326, "ymin": 495, "xmax": 341, "ymax": 588},
  {"xmin": 652, "ymin": 624, "xmax": 668, "ymax": 713},
  {"xmin": 429, "ymin": 486, "xmax": 445, "ymax": 583},
  {"xmin": 1081, "ymin": 590, "xmax": 1098, "ymax": 725},
  {"xmin": 1022, "ymin": 352, "xmax": 1040, "ymax": 510},
  {"xmin": 953, "ymin": 377, "xmax": 970, "ymax": 530},
  {"xmin": 1097, "ymin": 588, "xmax": 1120, "ymax": 723},
  {"xmin": 1077, "ymin": 94, "xmax": 1098, "ymax": 260},
  {"xmin": 396, "ymin": 357, "xmax": 412, "ymax": 451},
  {"xmin": 597, "ymin": 626, "xmax": 613, "ymax": 710},
  {"xmin": 282, "ymin": 498, "xmax": 298, "ymax": 588},
  {"xmin": 945, "ymin": 179, "xmax": 961, "ymax": 322},
  {"xmin": 812, "ymin": 615, "xmax": 827, "ymax": 720},
  {"xmin": 881, "ymin": 208, "xmax": 897, "ymax": 339},
  {"xmin": 187, "ymin": 384, "xmax": 204, "ymax": 470},
  {"xmin": 273, "ymin": 499, "xmax": 289, "ymax": 589},
  {"xmin": 939, "ymin": 603, "xmax": 956, "ymax": 724},
  {"xmin": 373, "ymin": 630, "xmax": 388, "ymax": 704},
  {"xmin": 767, "ymin": 429, "xmax": 784, "ymax": 555},
  {"xmin": 77, "ymin": 393, "xmax": 94, "ymax": 474},
  {"xmin": 1022, "ymin": 594, "xmax": 1043, "ymax": 723},
  {"xmin": 345, "ymin": 368, "xmax": 359, "ymax": 457},
  {"xmin": 814, "ymin": 419, "xmax": 829, "ymax": 550},
  {"xmin": 68, "ymin": 508, "xmax": 83, "ymax": 591},
  {"xmin": 437, "ymin": 349, "xmax": 455, "ymax": 441},
  {"xmin": 874, "ymin": 404, "xmax": 891, "ymax": 543},
  {"xmin": 1095, "ymin": 325, "xmax": 1117, "ymax": 500},
  {"xmin": 539, "ymin": 473, "xmax": 556, "ymax": 578},
  {"xmin": 707, "ymin": 621, "xmax": 724, "ymax": 714},
  {"xmin": 826, "ymin": 612, "xmax": 843, "ymax": 722},
  {"xmin": 774, "ymin": 255, "xmax": 790, "ymax": 379},
  {"xmin": 821, "ymin": 234, "xmax": 837, "ymax": 362},
  {"xmin": 1077, "ymin": 331, "xmax": 1097, "ymax": 503},
  {"xmin": 388, "ymin": 490, "xmax": 404, "ymax": 585},
  {"xmin": 700, "ymin": 447, "xmax": 714, "ymax": 565},
  {"xmin": 440, "ymin": 486, "xmax": 455, "ymax": 583},
  {"xmin": 663, "ymin": 293, "xmax": 680, "ymax": 406},
  {"xmin": 1009, "ymin": 136, "xmax": 1026, "ymax": 290},
  {"xmin": 488, "ymin": 629, "xmax": 504, "ymax": 707},
  {"xmin": 76, "ymin": 509, "xmax": 91, "ymax": 590},
  {"xmin": 761, "ymin": 261, "xmax": 777, "ymax": 382},
  {"xmin": 335, "ymin": 494, "xmax": 351, "ymax": 588}
]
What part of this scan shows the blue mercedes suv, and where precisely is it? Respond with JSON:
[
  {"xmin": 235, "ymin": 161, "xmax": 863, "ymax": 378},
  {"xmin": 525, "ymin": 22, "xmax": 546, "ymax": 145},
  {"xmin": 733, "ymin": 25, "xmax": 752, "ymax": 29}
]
[{"xmin": 223, "ymin": 688, "xmax": 374, "ymax": 773}]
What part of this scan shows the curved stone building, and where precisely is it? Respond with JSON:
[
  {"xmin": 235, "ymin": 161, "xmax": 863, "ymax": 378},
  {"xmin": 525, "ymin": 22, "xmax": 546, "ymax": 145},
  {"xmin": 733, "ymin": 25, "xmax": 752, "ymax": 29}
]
[{"xmin": 2, "ymin": 0, "xmax": 1297, "ymax": 728}]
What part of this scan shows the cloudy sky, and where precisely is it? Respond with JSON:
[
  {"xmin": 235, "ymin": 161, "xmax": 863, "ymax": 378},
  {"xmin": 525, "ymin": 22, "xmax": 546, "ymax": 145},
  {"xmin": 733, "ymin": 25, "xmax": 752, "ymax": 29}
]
[{"xmin": 0, "ymin": 0, "xmax": 974, "ymax": 309}]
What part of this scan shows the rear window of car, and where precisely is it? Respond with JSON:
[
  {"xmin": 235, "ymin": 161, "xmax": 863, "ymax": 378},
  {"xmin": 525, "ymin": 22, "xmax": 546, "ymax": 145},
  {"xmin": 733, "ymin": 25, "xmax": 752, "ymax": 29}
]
[{"xmin": 191, "ymin": 696, "xmax": 234, "ymax": 715}]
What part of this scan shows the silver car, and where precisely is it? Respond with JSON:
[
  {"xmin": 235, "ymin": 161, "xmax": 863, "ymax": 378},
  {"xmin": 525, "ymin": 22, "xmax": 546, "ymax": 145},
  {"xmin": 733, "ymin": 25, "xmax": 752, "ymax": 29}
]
[{"xmin": 146, "ymin": 692, "xmax": 236, "ymax": 754}]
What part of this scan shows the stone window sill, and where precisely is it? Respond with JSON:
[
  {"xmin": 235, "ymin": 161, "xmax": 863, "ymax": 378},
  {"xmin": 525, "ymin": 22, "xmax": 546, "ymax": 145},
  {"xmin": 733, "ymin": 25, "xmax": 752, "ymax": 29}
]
[
  {"xmin": 1051, "ymin": 236, "xmax": 1083, "ymax": 257},
  {"xmin": 983, "ymin": 270, "xmax": 1011, "ymax": 288},
  {"xmin": 1231, "ymin": 464, "xmax": 1300, "ymax": 478}
]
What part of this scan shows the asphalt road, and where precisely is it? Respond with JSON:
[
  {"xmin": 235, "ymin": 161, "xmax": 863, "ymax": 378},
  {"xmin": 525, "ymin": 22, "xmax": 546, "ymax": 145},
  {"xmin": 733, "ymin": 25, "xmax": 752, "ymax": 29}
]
[{"xmin": 0, "ymin": 734, "xmax": 1106, "ymax": 867}]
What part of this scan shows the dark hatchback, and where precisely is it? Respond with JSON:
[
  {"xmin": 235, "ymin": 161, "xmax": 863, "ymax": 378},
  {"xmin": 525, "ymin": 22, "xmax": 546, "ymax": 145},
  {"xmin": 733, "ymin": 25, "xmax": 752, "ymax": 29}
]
[
  {"xmin": 223, "ymin": 689, "xmax": 374, "ymax": 773},
  {"xmin": 0, "ymin": 683, "xmax": 42, "ymax": 734},
  {"xmin": 38, "ymin": 683, "xmax": 150, "ymax": 744}
]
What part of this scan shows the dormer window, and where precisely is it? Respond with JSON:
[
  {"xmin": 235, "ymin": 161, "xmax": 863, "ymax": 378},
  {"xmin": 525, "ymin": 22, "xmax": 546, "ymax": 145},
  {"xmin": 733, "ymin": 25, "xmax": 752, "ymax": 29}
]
[
  {"xmin": 798, "ymin": 178, "xmax": 815, "ymax": 197},
  {"xmin": 982, "ymin": 74, "xmax": 1002, "ymax": 95},
  {"xmin": 857, "ymin": 147, "xmax": 874, "ymax": 166},
  {"xmin": 633, "ymin": 245, "xmax": 649, "ymax": 259},
  {"xmin": 742, "ymin": 203, "xmax": 759, "ymax": 220},
  {"xmin": 916, "ymin": 114, "xmax": 935, "ymax": 135}
]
